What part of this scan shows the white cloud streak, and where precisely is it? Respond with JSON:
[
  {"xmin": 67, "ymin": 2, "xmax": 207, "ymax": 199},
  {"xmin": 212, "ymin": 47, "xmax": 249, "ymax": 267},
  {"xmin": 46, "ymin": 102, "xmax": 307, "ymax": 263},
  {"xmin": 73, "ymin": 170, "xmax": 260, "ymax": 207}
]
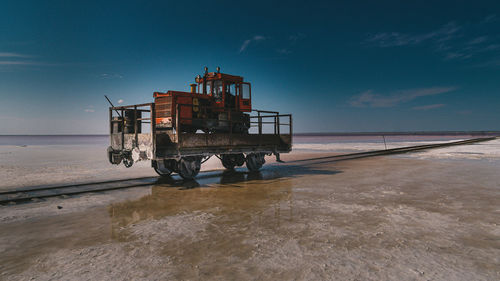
[
  {"xmin": 467, "ymin": 36, "xmax": 488, "ymax": 45},
  {"xmin": 0, "ymin": 61, "xmax": 41, "ymax": 65},
  {"xmin": 289, "ymin": 33, "xmax": 306, "ymax": 44},
  {"xmin": 366, "ymin": 16, "xmax": 500, "ymax": 64},
  {"xmin": 0, "ymin": 52, "xmax": 33, "ymax": 58},
  {"xmin": 84, "ymin": 105, "xmax": 95, "ymax": 113},
  {"xmin": 349, "ymin": 87, "xmax": 456, "ymax": 108},
  {"xmin": 276, "ymin": 48, "xmax": 292, "ymax": 55},
  {"xmin": 0, "ymin": 61, "xmax": 78, "ymax": 67},
  {"xmin": 366, "ymin": 22, "xmax": 460, "ymax": 48},
  {"xmin": 239, "ymin": 35, "xmax": 266, "ymax": 53},
  {"xmin": 413, "ymin": 104, "xmax": 446, "ymax": 110},
  {"xmin": 100, "ymin": 73, "xmax": 123, "ymax": 79}
]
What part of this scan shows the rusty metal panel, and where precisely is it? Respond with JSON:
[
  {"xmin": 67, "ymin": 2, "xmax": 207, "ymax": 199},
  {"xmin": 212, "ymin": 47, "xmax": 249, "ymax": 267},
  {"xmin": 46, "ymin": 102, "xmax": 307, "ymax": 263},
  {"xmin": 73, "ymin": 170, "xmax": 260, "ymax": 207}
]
[
  {"xmin": 111, "ymin": 134, "xmax": 122, "ymax": 150},
  {"xmin": 155, "ymin": 96, "xmax": 172, "ymax": 117},
  {"xmin": 111, "ymin": 133, "xmax": 152, "ymax": 151},
  {"xmin": 178, "ymin": 133, "xmax": 289, "ymax": 149},
  {"xmin": 156, "ymin": 132, "xmax": 176, "ymax": 147},
  {"xmin": 280, "ymin": 135, "xmax": 292, "ymax": 147}
]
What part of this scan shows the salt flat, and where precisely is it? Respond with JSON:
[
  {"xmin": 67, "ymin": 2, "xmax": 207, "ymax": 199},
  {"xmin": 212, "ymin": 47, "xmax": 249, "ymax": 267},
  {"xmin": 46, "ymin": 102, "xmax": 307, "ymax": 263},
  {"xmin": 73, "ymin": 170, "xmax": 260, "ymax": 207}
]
[{"xmin": 0, "ymin": 140, "xmax": 499, "ymax": 280}]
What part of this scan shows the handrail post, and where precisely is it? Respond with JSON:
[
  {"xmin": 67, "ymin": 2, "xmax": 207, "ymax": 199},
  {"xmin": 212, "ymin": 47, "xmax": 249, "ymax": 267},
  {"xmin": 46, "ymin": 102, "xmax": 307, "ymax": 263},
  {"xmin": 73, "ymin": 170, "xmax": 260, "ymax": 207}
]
[
  {"xmin": 134, "ymin": 105, "xmax": 138, "ymax": 148},
  {"xmin": 151, "ymin": 103, "xmax": 156, "ymax": 160},
  {"xmin": 277, "ymin": 115, "xmax": 280, "ymax": 135},
  {"xmin": 121, "ymin": 109, "xmax": 124, "ymax": 151},
  {"xmin": 175, "ymin": 104, "xmax": 180, "ymax": 143},
  {"xmin": 258, "ymin": 111, "xmax": 262, "ymax": 135},
  {"xmin": 274, "ymin": 116, "xmax": 276, "ymax": 135},
  {"xmin": 229, "ymin": 111, "xmax": 232, "ymax": 146},
  {"xmin": 109, "ymin": 107, "xmax": 113, "ymax": 139}
]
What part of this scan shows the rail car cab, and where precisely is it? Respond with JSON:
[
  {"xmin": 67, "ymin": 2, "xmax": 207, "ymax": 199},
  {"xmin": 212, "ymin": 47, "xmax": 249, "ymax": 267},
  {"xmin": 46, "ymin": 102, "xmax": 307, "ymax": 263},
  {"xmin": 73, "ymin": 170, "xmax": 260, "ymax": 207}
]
[
  {"xmin": 154, "ymin": 67, "xmax": 252, "ymax": 133},
  {"xmin": 195, "ymin": 67, "xmax": 252, "ymax": 112}
]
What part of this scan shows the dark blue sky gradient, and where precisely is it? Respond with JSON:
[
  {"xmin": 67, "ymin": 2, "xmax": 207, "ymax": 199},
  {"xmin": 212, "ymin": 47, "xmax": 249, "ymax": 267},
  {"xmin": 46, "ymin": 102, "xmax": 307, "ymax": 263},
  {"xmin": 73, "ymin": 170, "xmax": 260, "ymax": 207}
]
[{"xmin": 1, "ymin": 0, "xmax": 499, "ymax": 134}]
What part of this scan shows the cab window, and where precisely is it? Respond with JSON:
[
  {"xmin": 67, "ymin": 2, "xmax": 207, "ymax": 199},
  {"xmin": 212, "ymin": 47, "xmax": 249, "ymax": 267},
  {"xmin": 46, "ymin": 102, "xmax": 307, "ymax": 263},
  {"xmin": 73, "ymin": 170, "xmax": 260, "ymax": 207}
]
[
  {"xmin": 225, "ymin": 83, "xmax": 236, "ymax": 96},
  {"xmin": 241, "ymin": 83, "xmax": 250, "ymax": 99},
  {"xmin": 207, "ymin": 81, "xmax": 212, "ymax": 95},
  {"xmin": 214, "ymin": 80, "xmax": 223, "ymax": 102}
]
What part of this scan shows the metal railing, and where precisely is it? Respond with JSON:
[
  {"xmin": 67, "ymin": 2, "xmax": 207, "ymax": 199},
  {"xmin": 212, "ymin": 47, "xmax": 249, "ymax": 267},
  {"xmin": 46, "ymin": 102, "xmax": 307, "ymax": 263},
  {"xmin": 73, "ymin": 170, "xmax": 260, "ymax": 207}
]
[
  {"xmin": 250, "ymin": 110, "xmax": 292, "ymax": 136},
  {"xmin": 173, "ymin": 103, "xmax": 292, "ymax": 146},
  {"xmin": 110, "ymin": 102, "xmax": 292, "ymax": 150},
  {"xmin": 109, "ymin": 103, "xmax": 155, "ymax": 151}
]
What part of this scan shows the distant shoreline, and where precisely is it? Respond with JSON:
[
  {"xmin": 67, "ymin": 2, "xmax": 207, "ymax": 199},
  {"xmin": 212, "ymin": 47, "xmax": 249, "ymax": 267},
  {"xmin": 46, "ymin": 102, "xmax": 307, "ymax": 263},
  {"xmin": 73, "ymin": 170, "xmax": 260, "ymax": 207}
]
[
  {"xmin": 1, "ymin": 131, "xmax": 499, "ymax": 137},
  {"xmin": 294, "ymin": 131, "xmax": 500, "ymax": 136}
]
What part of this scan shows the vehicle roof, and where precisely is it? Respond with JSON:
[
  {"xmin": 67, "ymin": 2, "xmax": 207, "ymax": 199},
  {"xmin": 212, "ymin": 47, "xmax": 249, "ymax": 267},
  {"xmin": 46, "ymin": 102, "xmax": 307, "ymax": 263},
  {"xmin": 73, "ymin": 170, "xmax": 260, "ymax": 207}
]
[{"xmin": 199, "ymin": 72, "xmax": 244, "ymax": 83}]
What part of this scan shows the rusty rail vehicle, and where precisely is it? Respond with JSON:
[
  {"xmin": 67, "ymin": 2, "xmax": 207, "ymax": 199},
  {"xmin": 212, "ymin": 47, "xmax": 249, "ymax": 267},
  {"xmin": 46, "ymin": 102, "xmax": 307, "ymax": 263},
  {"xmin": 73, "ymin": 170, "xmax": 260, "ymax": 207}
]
[{"xmin": 107, "ymin": 67, "xmax": 292, "ymax": 179}]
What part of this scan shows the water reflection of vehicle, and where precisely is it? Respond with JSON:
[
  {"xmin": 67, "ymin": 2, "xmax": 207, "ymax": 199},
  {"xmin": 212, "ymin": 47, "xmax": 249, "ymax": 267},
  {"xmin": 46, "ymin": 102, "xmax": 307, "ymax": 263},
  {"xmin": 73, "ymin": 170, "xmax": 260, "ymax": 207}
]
[{"xmin": 107, "ymin": 171, "xmax": 292, "ymax": 240}]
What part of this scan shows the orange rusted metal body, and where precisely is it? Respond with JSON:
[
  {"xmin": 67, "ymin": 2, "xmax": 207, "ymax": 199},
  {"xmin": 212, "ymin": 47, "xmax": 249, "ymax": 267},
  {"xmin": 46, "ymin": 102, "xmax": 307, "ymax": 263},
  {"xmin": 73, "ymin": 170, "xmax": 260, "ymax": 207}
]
[{"xmin": 154, "ymin": 69, "xmax": 252, "ymax": 133}]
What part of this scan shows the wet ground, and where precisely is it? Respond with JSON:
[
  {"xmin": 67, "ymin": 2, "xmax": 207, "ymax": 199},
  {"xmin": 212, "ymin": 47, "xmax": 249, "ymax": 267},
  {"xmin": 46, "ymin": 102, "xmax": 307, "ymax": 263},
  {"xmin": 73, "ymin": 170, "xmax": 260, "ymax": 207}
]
[{"xmin": 0, "ymin": 154, "xmax": 499, "ymax": 280}]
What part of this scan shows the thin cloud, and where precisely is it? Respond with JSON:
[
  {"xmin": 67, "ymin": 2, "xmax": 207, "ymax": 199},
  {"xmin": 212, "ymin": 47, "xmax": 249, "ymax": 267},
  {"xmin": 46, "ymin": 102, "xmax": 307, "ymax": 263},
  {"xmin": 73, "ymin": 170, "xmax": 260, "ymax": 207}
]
[
  {"xmin": 84, "ymin": 105, "xmax": 95, "ymax": 113},
  {"xmin": 100, "ymin": 73, "xmax": 123, "ymax": 79},
  {"xmin": 239, "ymin": 35, "xmax": 266, "ymax": 53},
  {"xmin": 473, "ymin": 58, "xmax": 500, "ymax": 68},
  {"xmin": 413, "ymin": 104, "xmax": 446, "ymax": 110},
  {"xmin": 480, "ymin": 14, "xmax": 496, "ymax": 24},
  {"xmin": 444, "ymin": 52, "xmax": 472, "ymax": 60},
  {"xmin": 366, "ymin": 22, "xmax": 460, "ymax": 48},
  {"xmin": 349, "ymin": 87, "xmax": 457, "ymax": 108},
  {"xmin": 0, "ymin": 52, "xmax": 33, "ymax": 58},
  {"xmin": 366, "ymin": 17, "xmax": 500, "ymax": 64},
  {"xmin": 0, "ymin": 60, "xmax": 79, "ymax": 67},
  {"xmin": 289, "ymin": 33, "xmax": 306, "ymax": 44},
  {"xmin": 467, "ymin": 36, "xmax": 488, "ymax": 45},
  {"xmin": 0, "ymin": 61, "xmax": 43, "ymax": 65},
  {"xmin": 276, "ymin": 48, "xmax": 292, "ymax": 55}
]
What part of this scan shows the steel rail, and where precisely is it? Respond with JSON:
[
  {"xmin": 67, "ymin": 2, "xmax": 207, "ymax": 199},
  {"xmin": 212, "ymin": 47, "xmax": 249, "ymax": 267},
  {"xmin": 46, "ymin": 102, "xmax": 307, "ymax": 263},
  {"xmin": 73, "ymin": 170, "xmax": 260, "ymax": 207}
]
[
  {"xmin": 286, "ymin": 137, "xmax": 496, "ymax": 164},
  {"xmin": 0, "ymin": 176, "xmax": 160, "ymax": 196},
  {"xmin": 0, "ymin": 137, "xmax": 495, "ymax": 205}
]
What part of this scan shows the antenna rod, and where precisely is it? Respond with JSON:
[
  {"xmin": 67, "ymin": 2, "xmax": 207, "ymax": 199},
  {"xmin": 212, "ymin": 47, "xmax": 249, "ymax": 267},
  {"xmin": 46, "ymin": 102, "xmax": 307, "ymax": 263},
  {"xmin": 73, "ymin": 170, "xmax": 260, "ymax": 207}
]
[{"xmin": 105, "ymin": 95, "xmax": 122, "ymax": 117}]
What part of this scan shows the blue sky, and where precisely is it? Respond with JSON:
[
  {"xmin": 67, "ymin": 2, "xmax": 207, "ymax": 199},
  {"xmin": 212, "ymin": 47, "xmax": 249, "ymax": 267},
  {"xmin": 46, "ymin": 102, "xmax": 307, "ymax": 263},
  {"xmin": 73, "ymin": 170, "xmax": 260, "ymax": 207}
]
[{"xmin": 1, "ymin": 0, "xmax": 499, "ymax": 134}]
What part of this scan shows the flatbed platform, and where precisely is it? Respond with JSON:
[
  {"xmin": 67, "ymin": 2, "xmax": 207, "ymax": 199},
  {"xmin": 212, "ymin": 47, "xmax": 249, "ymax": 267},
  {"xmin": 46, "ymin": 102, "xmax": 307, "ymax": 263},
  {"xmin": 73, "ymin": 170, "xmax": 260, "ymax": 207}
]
[{"xmin": 107, "ymin": 103, "xmax": 292, "ymax": 178}]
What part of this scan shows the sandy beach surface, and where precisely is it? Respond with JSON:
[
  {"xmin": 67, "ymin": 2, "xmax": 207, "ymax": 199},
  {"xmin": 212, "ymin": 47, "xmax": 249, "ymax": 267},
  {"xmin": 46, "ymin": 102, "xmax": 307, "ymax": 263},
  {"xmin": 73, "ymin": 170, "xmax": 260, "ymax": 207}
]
[{"xmin": 0, "ymin": 136, "xmax": 499, "ymax": 280}]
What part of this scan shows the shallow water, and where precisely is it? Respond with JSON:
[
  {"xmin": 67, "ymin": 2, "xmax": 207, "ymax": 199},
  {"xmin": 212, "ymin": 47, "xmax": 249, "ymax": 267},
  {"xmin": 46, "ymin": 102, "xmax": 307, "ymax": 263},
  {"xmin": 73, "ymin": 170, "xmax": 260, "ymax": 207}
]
[
  {"xmin": 3, "ymin": 155, "xmax": 500, "ymax": 280},
  {"xmin": 0, "ymin": 135, "xmax": 109, "ymax": 146}
]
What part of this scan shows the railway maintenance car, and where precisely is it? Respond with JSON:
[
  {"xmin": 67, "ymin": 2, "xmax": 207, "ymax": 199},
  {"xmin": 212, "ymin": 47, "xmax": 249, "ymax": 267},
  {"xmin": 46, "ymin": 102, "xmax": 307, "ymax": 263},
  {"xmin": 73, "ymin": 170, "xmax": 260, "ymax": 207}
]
[{"xmin": 107, "ymin": 67, "xmax": 292, "ymax": 179}]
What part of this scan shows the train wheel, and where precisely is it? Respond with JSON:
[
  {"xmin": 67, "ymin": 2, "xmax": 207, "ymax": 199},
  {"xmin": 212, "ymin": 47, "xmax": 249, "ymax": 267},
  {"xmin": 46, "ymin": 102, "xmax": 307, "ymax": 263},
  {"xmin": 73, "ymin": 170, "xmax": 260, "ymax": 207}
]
[
  {"xmin": 221, "ymin": 154, "xmax": 245, "ymax": 170},
  {"xmin": 178, "ymin": 157, "xmax": 201, "ymax": 179},
  {"xmin": 245, "ymin": 153, "xmax": 265, "ymax": 172},
  {"xmin": 221, "ymin": 155, "xmax": 236, "ymax": 169},
  {"xmin": 123, "ymin": 157, "xmax": 134, "ymax": 168},
  {"xmin": 107, "ymin": 146, "xmax": 122, "ymax": 165},
  {"xmin": 234, "ymin": 153, "xmax": 245, "ymax": 166},
  {"xmin": 153, "ymin": 160, "xmax": 173, "ymax": 177}
]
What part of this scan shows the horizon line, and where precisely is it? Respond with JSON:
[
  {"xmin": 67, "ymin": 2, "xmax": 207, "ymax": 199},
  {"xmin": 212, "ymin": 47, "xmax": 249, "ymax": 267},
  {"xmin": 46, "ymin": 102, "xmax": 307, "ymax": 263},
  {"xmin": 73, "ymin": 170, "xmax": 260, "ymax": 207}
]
[{"xmin": 1, "ymin": 130, "xmax": 499, "ymax": 137}]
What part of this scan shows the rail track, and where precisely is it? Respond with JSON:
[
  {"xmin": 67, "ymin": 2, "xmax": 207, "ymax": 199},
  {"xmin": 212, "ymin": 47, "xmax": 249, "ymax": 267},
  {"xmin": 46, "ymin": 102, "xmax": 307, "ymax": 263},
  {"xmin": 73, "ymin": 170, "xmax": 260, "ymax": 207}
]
[{"xmin": 0, "ymin": 137, "xmax": 495, "ymax": 205}]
